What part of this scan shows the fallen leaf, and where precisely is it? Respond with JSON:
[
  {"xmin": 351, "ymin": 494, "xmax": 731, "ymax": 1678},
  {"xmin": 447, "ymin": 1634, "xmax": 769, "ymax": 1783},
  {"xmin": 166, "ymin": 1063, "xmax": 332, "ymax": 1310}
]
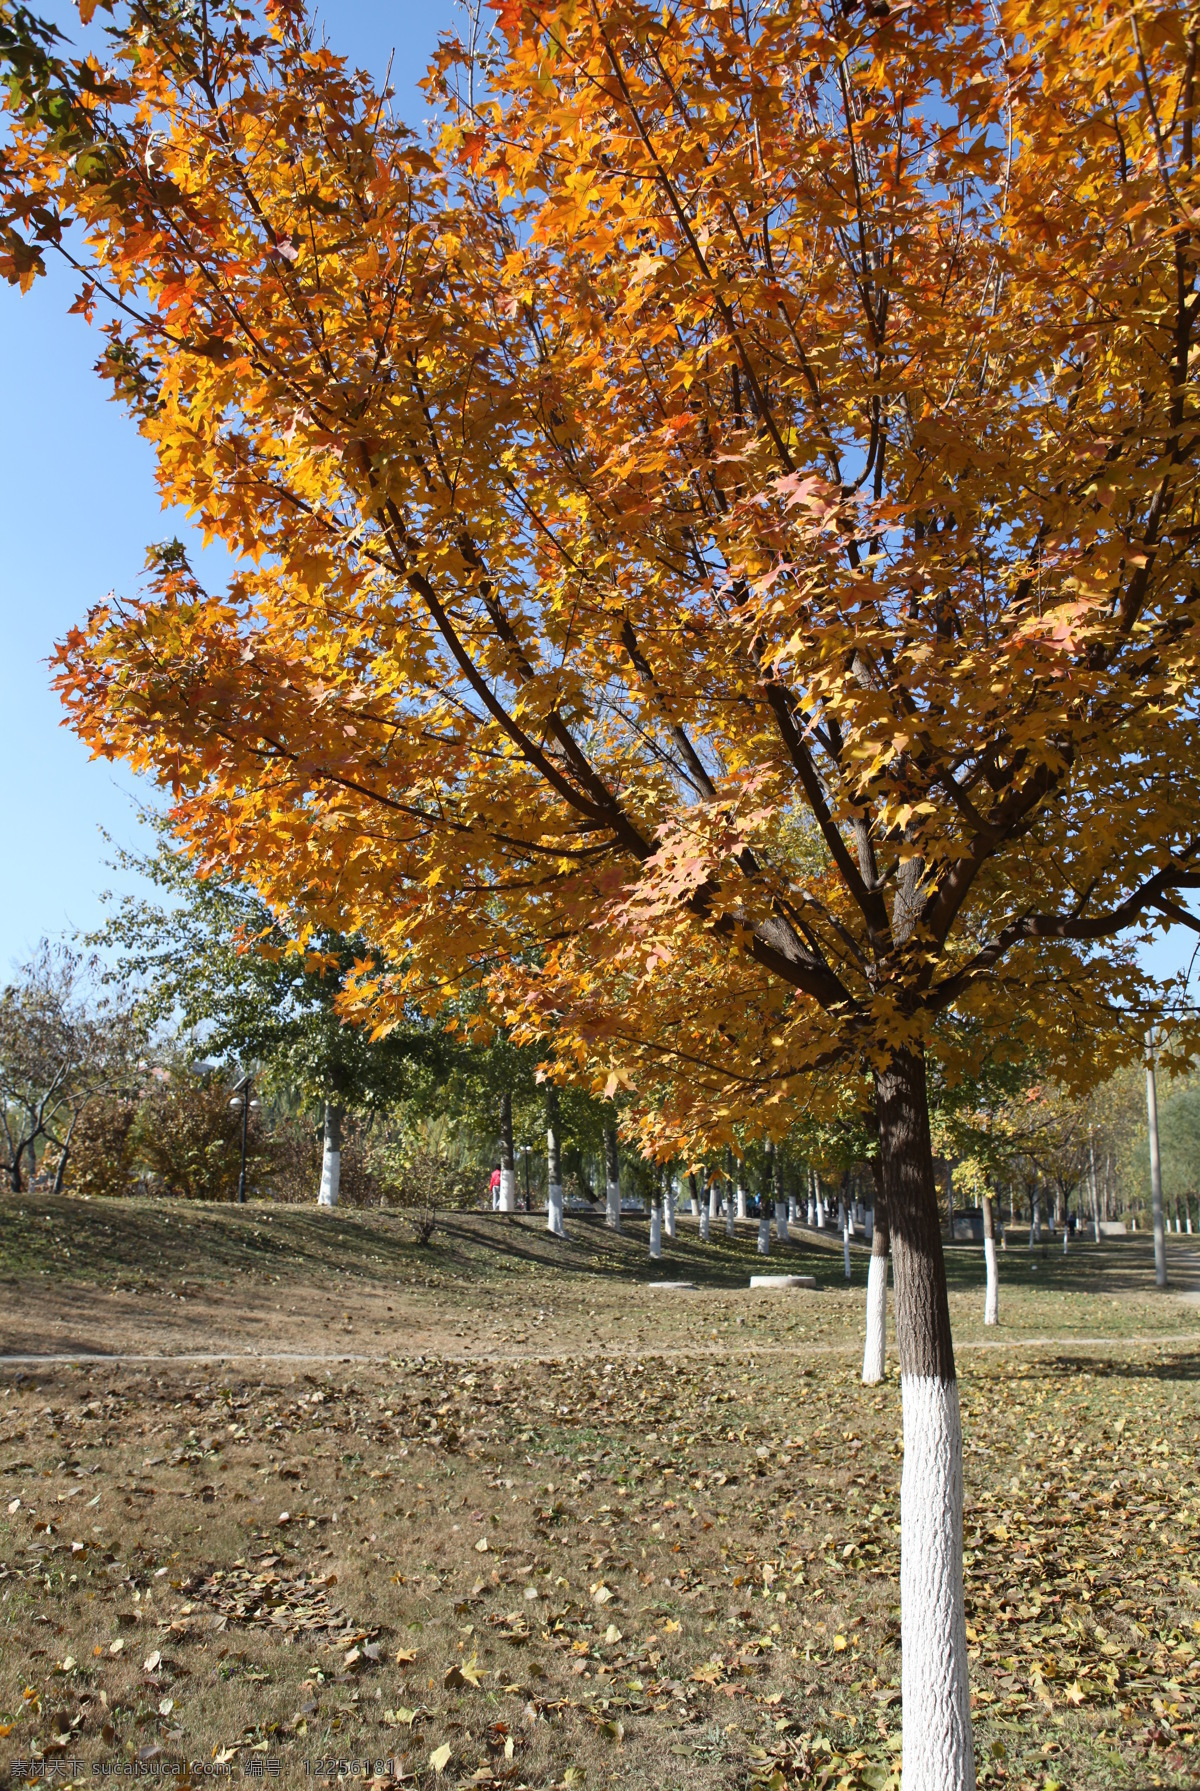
[{"xmin": 429, "ymin": 1741, "xmax": 452, "ymax": 1773}]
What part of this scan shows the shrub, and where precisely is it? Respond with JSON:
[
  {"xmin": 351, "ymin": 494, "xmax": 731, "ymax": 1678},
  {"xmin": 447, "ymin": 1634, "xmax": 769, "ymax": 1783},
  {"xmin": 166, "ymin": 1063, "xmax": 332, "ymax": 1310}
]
[
  {"xmin": 132, "ymin": 1068, "xmax": 262, "ymax": 1200},
  {"xmin": 64, "ymin": 1096, "xmax": 139, "ymax": 1198}
]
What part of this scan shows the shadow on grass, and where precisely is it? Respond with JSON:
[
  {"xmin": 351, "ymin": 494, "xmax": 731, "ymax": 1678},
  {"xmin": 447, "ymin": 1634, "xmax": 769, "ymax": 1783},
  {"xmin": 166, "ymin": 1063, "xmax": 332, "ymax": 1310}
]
[
  {"xmin": 0, "ymin": 1194, "xmax": 855, "ymax": 1294},
  {"xmin": 5, "ymin": 1192, "xmax": 1194, "ymax": 1306},
  {"xmin": 1036, "ymin": 1348, "xmax": 1200, "ymax": 1382},
  {"xmin": 941, "ymin": 1236, "xmax": 1200, "ymax": 1298}
]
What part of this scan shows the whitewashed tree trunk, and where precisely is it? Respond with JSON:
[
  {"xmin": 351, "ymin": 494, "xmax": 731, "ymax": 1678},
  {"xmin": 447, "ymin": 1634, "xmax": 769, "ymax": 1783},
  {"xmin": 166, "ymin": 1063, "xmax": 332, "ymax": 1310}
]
[
  {"xmin": 699, "ymin": 1200, "xmax": 710, "ymax": 1241},
  {"xmin": 318, "ymin": 1102, "xmax": 342, "ymax": 1207},
  {"xmin": 689, "ymin": 1170, "xmax": 700, "ymax": 1217},
  {"xmin": 807, "ymin": 1171, "xmax": 817, "ymax": 1227},
  {"xmin": 982, "ymin": 1193, "xmax": 999, "ymax": 1327},
  {"xmin": 862, "ymin": 1200, "xmax": 889, "ymax": 1384},
  {"xmin": 863, "ymin": 1258, "xmax": 887, "ymax": 1383},
  {"xmin": 876, "ymin": 1049, "xmax": 975, "ymax": 1791},
  {"xmin": 757, "ymin": 1209, "xmax": 770, "ymax": 1254},
  {"xmin": 545, "ymin": 1083, "xmax": 564, "ymax": 1236},
  {"xmin": 901, "ymin": 1377, "xmax": 975, "ymax": 1791},
  {"xmin": 840, "ymin": 1202, "xmax": 851, "ymax": 1278},
  {"xmin": 665, "ymin": 1183, "xmax": 676, "ymax": 1239},
  {"xmin": 650, "ymin": 1198, "xmax": 662, "ymax": 1259},
  {"xmin": 725, "ymin": 1190, "xmax": 737, "ymax": 1238},
  {"xmin": 708, "ymin": 1177, "xmax": 720, "ymax": 1226},
  {"xmin": 767, "ymin": 1140, "xmax": 788, "ymax": 1243},
  {"xmin": 1089, "ymin": 1130, "xmax": 1101, "ymax": 1243},
  {"xmin": 604, "ymin": 1124, "xmax": 621, "ymax": 1232},
  {"xmin": 736, "ymin": 1180, "xmax": 748, "ymax": 1220},
  {"xmin": 816, "ymin": 1174, "xmax": 826, "ymax": 1228},
  {"xmin": 984, "ymin": 1237, "xmax": 999, "ymax": 1322},
  {"xmin": 499, "ymin": 1090, "xmax": 517, "ymax": 1213}
]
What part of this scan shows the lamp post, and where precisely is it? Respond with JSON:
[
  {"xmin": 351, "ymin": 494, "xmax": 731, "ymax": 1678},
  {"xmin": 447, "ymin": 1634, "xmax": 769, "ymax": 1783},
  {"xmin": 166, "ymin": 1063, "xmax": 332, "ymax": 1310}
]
[{"xmin": 229, "ymin": 1073, "xmax": 260, "ymax": 1205}]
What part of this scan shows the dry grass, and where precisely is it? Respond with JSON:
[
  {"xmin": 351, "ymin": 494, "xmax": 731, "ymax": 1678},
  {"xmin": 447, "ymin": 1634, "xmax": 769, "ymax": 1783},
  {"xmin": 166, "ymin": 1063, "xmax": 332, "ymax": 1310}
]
[{"xmin": 1, "ymin": 1197, "xmax": 1199, "ymax": 1789}]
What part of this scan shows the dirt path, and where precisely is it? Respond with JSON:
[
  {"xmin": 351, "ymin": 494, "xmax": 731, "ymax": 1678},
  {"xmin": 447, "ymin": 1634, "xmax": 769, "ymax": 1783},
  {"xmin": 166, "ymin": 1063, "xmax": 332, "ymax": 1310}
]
[{"xmin": 4, "ymin": 1328, "xmax": 1200, "ymax": 1370}]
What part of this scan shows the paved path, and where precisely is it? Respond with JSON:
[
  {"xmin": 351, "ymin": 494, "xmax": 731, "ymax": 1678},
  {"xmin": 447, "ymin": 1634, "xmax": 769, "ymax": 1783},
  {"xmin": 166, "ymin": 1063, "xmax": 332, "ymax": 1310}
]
[{"xmin": 2, "ymin": 1330, "xmax": 1199, "ymax": 1369}]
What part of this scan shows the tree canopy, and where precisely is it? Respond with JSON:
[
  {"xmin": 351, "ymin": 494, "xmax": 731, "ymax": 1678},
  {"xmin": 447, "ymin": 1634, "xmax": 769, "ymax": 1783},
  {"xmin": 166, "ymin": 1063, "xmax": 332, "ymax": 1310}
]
[{"xmin": 1, "ymin": 0, "xmax": 1194, "ymax": 1163}]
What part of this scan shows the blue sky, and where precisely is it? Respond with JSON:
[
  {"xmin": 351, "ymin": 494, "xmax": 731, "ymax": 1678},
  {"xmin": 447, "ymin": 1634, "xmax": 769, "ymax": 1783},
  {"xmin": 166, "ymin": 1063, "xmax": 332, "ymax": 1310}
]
[
  {"xmin": 0, "ymin": 0, "xmax": 458, "ymax": 969},
  {"xmin": 0, "ymin": 0, "xmax": 1194, "ymax": 1003}
]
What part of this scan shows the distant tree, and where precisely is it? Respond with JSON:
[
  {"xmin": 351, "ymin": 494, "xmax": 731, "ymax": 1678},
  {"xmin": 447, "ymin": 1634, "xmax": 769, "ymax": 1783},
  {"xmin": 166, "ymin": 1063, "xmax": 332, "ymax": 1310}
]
[
  {"xmin": 93, "ymin": 830, "xmax": 447, "ymax": 1205},
  {"xmin": 0, "ymin": 941, "xmax": 140, "ymax": 1193}
]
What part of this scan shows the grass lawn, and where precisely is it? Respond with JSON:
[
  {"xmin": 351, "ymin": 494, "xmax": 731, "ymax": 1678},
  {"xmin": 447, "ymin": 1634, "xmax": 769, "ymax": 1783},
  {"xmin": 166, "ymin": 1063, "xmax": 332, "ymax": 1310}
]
[{"xmin": 1, "ymin": 1196, "xmax": 1199, "ymax": 1789}]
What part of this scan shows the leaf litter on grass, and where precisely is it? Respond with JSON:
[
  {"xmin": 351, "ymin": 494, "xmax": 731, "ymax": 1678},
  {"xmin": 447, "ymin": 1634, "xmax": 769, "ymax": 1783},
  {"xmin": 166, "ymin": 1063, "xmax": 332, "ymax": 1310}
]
[{"xmin": 2, "ymin": 1231, "xmax": 1200, "ymax": 1787}]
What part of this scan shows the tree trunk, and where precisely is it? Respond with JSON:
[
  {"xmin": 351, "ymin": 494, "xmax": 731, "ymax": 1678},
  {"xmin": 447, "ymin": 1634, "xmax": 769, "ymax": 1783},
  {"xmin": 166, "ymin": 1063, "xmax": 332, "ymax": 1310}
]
[
  {"xmin": 863, "ymin": 1196, "xmax": 889, "ymax": 1385},
  {"xmin": 840, "ymin": 1200, "xmax": 851, "ymax": 1279},
  {"xmin": 52, "ymin": 1111, "xmax": 80, "ymax": 1196},
  {"xmin": 816, "ymin": 1172, "xmax": 826, "ymax": 1228},
  {"xmin": 874, "ymin": 1047, "xmax": 975, "ymax": 1791},
  {"xmin": 499, "ymin": 1090, "xmax": 517, "ymax": 1213},
  {"xmin": 807, "ymin": 1169, "xmax": 817, "ymax": 1227},
  {"xmin": 757, "ymin": 1200, "xmax": 770, "ymax": 1255},
  {"xmin": 649, "ymin": 1181, "xmax": 662, "ymax": 1259},
  {"xmin": 982, "ymin": 1192, "xmax": 998, "ymax": 1326},
  {"xmin": 1089, "ymin": 1131, "xmax": 1101, "ymax": 1243},
  {"xmin": 1146, "ymin": 1035, "xmax": 1167, "ymax": 1287},
  {"xmin": 665, "ymin": 1179, "xmax": 676, "ymax": 1239},
  {"xmin": 699, "ymin": 1173, "xmax": 711, "ymax": 1240},
  {"xmin": 545, "ymin": 1083, "xmax": 564, "ymax": 1236},
  {"xmin": 604, "ymin": 1124, "xmax": 621, "ymax": 1231},
  {"xmin": 725, "ymin": 1181, "xmax": 736, "ymax": 1238},
  {"xmin": 318, "ymin": 1102, "xmax": 343, "ymax": 1207},
  {"xmin": 688, "ymin": 1170, "xmax": 700, "ymax": 1218},
  {"xmin": 770, "ymin": 1141, "xmax": 789, "ymax": 1243}
]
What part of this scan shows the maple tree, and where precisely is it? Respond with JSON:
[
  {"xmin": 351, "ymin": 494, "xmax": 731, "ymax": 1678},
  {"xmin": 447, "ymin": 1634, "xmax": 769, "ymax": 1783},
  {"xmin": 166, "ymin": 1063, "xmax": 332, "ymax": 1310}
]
[{"xmin": 4, "ymin": 0, "xmax": 1200, "ymax": 1782}]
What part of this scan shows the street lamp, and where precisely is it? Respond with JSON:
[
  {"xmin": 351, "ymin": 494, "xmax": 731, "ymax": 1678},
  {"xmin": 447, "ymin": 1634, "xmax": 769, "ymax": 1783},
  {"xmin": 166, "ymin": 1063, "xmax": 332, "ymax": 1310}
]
[{"xmin": 228, "ymin": 1073, "xmax": 261, "ymax": 1204}]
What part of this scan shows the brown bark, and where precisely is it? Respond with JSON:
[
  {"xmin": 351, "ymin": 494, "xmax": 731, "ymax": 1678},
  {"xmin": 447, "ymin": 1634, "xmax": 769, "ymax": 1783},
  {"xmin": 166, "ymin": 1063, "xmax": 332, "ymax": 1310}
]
[
  {"xmin": 981, "ymin": 1190, "xmax": 995, "ymax": 1243},
  {"xmin": 871, "ymin": 1187, "xmax": 890, "ymax": 1263},
  {"xmin": 874, "ymin": 1047, "xmax": 956, "ymax": 1383}
]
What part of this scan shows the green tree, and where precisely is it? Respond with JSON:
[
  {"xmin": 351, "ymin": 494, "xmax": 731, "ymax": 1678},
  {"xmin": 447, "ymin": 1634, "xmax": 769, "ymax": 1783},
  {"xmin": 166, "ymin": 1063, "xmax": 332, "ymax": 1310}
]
[{"xmin": 93, "ymin": 829, "xmax": 446, "ymax": 1205}]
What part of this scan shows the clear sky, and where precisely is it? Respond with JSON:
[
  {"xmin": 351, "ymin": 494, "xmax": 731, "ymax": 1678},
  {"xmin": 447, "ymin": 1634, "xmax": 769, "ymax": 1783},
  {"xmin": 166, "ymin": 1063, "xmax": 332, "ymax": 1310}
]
[
  {"xmin": 0, "ymin": 1, "xmax": 1194, "ymax": 1004},
  {"xmin": 0, "ymin": 0, "xmax": 458, "ymax": 970}
]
